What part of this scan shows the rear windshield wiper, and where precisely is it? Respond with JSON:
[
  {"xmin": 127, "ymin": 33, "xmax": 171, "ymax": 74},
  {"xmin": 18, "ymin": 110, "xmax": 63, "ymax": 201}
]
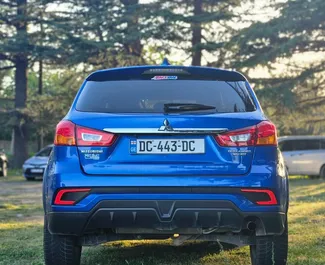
[{"xmin": 163, "ymin": 103, "xmax": 216, "ymax": 113}]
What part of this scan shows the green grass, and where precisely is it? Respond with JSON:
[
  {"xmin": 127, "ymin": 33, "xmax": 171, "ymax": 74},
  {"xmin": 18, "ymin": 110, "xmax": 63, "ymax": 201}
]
[{"xmin": 1, "ymin": 175, "xmax": 325, "ymax": 265}]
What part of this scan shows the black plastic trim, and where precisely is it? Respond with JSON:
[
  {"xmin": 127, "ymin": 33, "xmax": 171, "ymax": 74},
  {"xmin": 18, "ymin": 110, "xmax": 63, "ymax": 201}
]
[{"xmin": 47, "ymin": 200, "xmax": 286, "ymax": 237}]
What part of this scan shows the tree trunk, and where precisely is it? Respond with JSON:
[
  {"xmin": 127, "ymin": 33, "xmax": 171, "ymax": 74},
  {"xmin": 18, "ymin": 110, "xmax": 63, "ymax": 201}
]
[
  {"xmin": 12, "ymin": 0, "xmax": 29, "ymax": 168},
  {"xmin": 14, "ymin": 56, "xmax": 27, "ymax": 109},
  {"xmin": 12, "ymin": 119, "xmax": 28, "ymax": 168},
  {"xmin": 38, "ymin": 59, "xmax": 43, "ymax": 150},
  {"xmin": 191, "ymin": 0, "xmax": 202, "ymax": 66},
  {"xmin": 37, "ymin": 128, "xmax": 44, "ymax": 150},
  {"xmin": 38, "ymin": 59, "xmax": 43, "ymax": 95},
  {"xmin": 120, "ymin": 0, "xmax": 144, "ymax": 65},
  {"xmin": 38, "ymin": 9, "xmax": 44, "ymax": 150},
  {"xmin": 13, "ymin": 56, "xmax": 28, "ymax": 168}
]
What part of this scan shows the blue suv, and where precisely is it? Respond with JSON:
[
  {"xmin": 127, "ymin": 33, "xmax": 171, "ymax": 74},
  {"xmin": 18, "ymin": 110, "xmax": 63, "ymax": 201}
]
[{"xmin": 43, "ymin": 64, "xmax": 289, "ymax": 265}]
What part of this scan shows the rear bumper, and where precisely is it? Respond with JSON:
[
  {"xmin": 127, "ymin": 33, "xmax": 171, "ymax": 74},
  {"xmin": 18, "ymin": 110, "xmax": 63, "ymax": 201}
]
[
  {"xmin": 24, "ymin": 174, "xmax": 43, "ymax": 179},
  {"xmin": 47, "ymin": 199, "xmax": 286, "ymax": 237}
]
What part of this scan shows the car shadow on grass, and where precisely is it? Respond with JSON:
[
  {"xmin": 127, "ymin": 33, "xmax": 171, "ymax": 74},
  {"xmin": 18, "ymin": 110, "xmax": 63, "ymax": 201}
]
[{"xmin": 82, "ymin": 241, "xmax": 236, "ymax": 265}]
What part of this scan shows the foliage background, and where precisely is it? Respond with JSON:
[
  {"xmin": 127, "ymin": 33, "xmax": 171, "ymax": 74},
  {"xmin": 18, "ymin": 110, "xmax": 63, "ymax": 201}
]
[{"xmin": 0, "ymin": 0, "xmax": 324, "ymax": 165}]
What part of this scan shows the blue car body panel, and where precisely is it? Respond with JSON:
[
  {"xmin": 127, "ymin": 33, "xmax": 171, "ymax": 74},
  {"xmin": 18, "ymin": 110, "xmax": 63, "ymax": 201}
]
[
  {"xmin": 44, "ymin": 145, "xmax": 287, "ymax": 212},
  {"xmin": 43, "ymin": 65, "xmax": 289, "ymax": 238}
]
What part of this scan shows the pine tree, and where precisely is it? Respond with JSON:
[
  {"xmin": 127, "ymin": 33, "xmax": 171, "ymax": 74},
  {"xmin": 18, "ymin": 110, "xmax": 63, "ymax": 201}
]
[
  {"xmin": 229, "ymin": 0, "xmax": 325, "ymax": 134},
  {"xmin": 0, "ymin": 0, "xmax": 29, "ymax": 167},
  {"xmin": 155, "ymin": 0, "xmax": 246, "ymax": 66},
  {"xmin": 0, "ymin": 0, "xmax": 80, "ymax": 166},
  {"xmin": 58, "ymin": 0, "xmax": 162, "ymax": 68}
]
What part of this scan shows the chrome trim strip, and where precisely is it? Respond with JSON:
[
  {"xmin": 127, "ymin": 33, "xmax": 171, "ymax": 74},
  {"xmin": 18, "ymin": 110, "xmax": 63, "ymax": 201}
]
[{"xmin": 103, "ymin": 128, "xmax": 228, "ymax": 134}]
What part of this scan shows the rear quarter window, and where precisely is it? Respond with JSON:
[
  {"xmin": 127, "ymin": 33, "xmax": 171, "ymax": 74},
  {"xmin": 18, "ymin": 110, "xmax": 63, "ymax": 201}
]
[
  {"xmin": 36, "ymin": 147, "xmax": 52, "ymax": 157},
  {"xmin": 76, "ymin": 80, "xmax": 256, "ymax": 113}
]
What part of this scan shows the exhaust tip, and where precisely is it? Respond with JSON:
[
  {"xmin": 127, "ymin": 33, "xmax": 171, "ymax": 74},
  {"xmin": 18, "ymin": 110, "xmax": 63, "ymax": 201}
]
[{"xmin": 247, "ymin": 221, "xmax": 257, "ymax": 231}]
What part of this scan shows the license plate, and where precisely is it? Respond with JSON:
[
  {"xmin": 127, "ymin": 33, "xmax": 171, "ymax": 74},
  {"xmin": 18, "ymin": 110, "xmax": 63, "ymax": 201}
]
[
  {"xmin": 130, "ymin": 139, "xmax": 205, "ymax": 154},
  {"xmin": 30, "ymin": 168, "xmax": 44, "ymax": 173}
]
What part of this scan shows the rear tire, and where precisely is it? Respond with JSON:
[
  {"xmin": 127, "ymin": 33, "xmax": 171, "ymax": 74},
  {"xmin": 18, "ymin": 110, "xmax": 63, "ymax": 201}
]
[
  {"xmin": 26, "ymin": 177, "xmax": 35, "ymax": 181},
  {"xmin": 320, "ymin": 165, "xmax": 325, "ymax": 179},
  {"xmin": 250, "ymin": 221, "xmax": 288, "ymax": 265},
  {"xmin": 44, "ymin": 217, "xmax": 82, "ymax": 265},
  {"xmin": 0, "ymin": 161, "xmax": 7, "ymax": 177}
]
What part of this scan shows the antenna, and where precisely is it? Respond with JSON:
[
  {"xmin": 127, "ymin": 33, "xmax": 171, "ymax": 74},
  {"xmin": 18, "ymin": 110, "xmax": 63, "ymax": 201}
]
[{"xmin": 161, "ymin": 58, "xmax": 171, "ymax": 66}]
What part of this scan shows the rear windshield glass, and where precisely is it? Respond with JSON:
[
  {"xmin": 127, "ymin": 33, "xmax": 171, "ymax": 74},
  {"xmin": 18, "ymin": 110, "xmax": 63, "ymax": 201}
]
[{"xmin": 76, "ymin": 80, "xmax": 256, "ymax": 113}]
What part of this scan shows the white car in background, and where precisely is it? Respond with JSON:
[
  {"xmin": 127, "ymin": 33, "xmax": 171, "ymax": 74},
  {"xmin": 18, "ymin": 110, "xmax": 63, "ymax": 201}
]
[
  {"xmin": 278, "ymin": 136, "xmax": 325, "ymax": 178},
  {"xmin": 23, "ymin": 145, "xmax": 53, "ymax": 181}
]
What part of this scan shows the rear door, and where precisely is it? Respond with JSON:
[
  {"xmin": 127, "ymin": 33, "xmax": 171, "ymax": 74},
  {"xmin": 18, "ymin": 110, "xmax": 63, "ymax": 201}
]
[
  {"xmin": 71, "ymin": 75, "xmax": 263, "ymax": 176},
  {"xmin": 295, "ymin": 139, "xmax": 323, "ymax": 175}
]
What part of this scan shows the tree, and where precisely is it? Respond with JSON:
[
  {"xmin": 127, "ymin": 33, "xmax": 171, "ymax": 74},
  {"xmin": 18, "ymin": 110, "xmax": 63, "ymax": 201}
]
[
  {"xmin": 0, "ymin": 0, "xmax": 81, "ymax": 166},
  {"xmin": 155, "ymin": 0, "xmax": 248, "ymax": 66},
  {"xmin": 27, "ymin": 70, "xmax": 82, "ymax": 144},
  {"xmin": 228, "ymin": 0, "xmax": 325, "ymax": 134},
  {"xmin": 55, "ymin": 0, "xmax": 163, "ymax": 68},
  {"xmin": 0, "ymin": 0, "xmax": 29, "ymax": 167}
]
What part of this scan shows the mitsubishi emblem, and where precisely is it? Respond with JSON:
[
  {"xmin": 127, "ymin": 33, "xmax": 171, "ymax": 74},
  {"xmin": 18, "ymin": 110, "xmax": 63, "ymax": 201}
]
[{"xmin": 159, "ymin": 119, "xmax": 174, "ymax": 131}]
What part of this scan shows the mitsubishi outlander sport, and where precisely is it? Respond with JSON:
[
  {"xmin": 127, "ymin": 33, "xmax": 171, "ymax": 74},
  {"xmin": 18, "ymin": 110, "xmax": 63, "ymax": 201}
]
[{"xmin": 43, "ymin": 63, "xmax": 289, "ymax": 265}]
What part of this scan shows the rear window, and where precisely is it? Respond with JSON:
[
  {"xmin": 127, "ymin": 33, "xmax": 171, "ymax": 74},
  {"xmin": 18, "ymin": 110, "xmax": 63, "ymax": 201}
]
[
  {"xmin": 35, "ymin": 146, "xmax": 52, "ymax": 157},
  {"xmin": 76, "ymin": 80, "xmax": 256, "ymax": 113}
]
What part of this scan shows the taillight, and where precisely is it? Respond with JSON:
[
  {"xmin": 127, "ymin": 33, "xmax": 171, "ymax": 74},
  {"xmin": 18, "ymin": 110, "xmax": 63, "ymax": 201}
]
[
  {"xmin": 76, "ymin": 126, "xmax": 116, "ymax": 146},
  {"xmin": 54, "ymin": 120, "xmax": 76, "ymax": 146},
  {"xmin": 54, "ymin": 188, "xmax": 91, "ymax": 205},
  {"xmin": 256, "ymin": 121, "xmax": 277, "ymax": 145},
  {"xmin": 54, "ymin": 120, "xmax": 116, "ymax": 146},
  {"xmin": 215, "ymin": 121, "xmax": 277, "ymax": 147},
  {"xmin": 215, "ymin": 126, "xmax": 256, "ymax": 147},
  {"xmin": 241, "ymin": 189, "xmax": 278, "ymax": 205}
]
